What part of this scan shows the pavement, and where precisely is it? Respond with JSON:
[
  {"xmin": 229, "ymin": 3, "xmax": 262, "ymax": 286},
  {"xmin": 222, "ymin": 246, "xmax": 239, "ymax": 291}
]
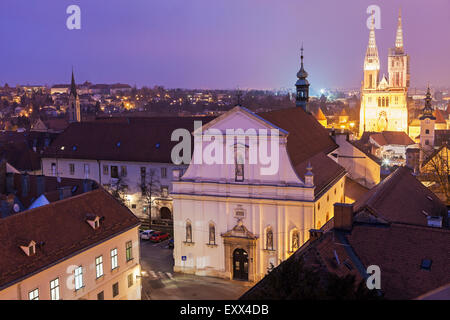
[{"xmin": 139, "ymin": 239, "xmax": 250, "ymax": 300}]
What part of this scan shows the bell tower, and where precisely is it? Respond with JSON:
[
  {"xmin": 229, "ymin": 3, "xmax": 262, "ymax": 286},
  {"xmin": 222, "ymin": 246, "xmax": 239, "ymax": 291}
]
[
  {"xmin": 363, "ymin": 17, "xmax": 380, "ymax": 90},
  {"xmin": 295, "ymin": 45, "xmax": 310, "ymax": 112},
  {"xmin": 388, "ymin": 9, "xmax": 410, "ymax": 88},
  {"xmin": 419, "ymin": 86, "xmax": 436, "ymax": 163}
]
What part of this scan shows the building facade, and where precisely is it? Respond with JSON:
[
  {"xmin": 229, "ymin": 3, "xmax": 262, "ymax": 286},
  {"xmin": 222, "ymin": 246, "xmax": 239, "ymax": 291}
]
[
  {"xmin": 172, "ymin": 106, "xmax": 346, "ymax": 282},
  {"xmin": 359, "ymin": 11, "xmax": 409, "ymax": 135},
  {"xmin": 0, "ymin": 189, "xmax": 141, "ymax": 300}
]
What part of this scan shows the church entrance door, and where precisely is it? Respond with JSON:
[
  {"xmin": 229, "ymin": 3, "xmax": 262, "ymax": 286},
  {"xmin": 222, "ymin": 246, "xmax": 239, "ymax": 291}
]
[{"xmin": 233, "ymin": 248, "xmax": 249, "ymax": 281}]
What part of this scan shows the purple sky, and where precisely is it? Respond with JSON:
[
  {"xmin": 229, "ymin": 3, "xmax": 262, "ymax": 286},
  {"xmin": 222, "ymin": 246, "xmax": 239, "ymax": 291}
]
[{"xmin": 0, "ymin": 0, "xmax": 449, "ymax": 90}]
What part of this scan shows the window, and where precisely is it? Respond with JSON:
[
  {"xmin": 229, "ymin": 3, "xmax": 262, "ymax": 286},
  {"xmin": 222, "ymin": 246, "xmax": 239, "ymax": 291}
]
[
  {"xmin": 266, "ymin": 228, "xmax": 274, "ymax": 250},
  {"xmin": 96, "ymin": 256, "xmax": 104, "ymax": 278},
  {"xmin": 126, "ymin": 241, "xmax": 133, "ymax": 261},
  {"xmin": 186, "ymin": 221, "xmax": 192, "ymax": 243},
  {"xmin": 111, "ymin": 166, "xmax": 119, "ymax": 178},
  {"xmin": 120, "ymin": 166, "xmax": 127, "ymax": 177},
  {"xmin": 50, "ymin": 278, "xmax": 60, "ymax": 300},
  {"xmin": 291, "ymin": 230, "xmax": 299, "ymax": 252},
  {"xmin": 112, "ymin": 282, "xmax": 119, "ymax": 297},
  {"xmin": 74, "ymin": 266, "xmax": 83, "ymax": 290},
  {"xmin": 128, "ymin": 274, "xmax": 134, "ymax": 288},
  {"xmin": 69, "ymin": 163, "xmax": 75, "ymax": 175},
  {"xmin": 97, "ymin": 291, "xmax": 104, "ymax": 300},
  {"xmin": 51, "ymin": 163, "xmax": 56, "ymax": 176},
  {"xmin": 83, "ymin": 164, "xmax": 90, "ymax": 178},
  {"xmin": 111, "ymin": 248, "xmax": 118, "ymax": 270},
  {"xmin": 28, "ymin": 288, "xmax": 39, "ymax": 300},
  {"xmin": 421, "ymin": 259, "xmax": 432, "ymax": 270},
  {"xmin": 208, "ymin": 223, "xmax": 216, "ymax": 245},
  {"xmin": 425, "ymin": 129, "xmax": 430, "ymax": 134},
  {"xmin": 161, "ymin": 167, "xmax": 167, "ymax": 178},
  {"xmin": 103, "ymin": 165, "xmax": 109, "ymax": 175},
  {"xmin": 326, "ymin": 213, "xmax": 330, "ymax": 222}
]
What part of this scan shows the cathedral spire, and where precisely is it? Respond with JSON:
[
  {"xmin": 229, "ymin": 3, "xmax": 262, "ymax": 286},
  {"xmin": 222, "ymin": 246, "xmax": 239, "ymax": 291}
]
[
  {"xmin": 365, "ymin": 16, "xmax": 380, "ymax": 67},
  {"xmin": 70, "ymin": 68, "xmax": 78, "ymax": 98},
  {"xmin": 395, "ymin": 8, "xmax": 404, "ymax": 52}
]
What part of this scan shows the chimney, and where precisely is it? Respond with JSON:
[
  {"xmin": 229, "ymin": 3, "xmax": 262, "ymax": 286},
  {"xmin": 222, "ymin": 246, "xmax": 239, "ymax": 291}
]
[
  {"xmin": 21, "ymin": 174, "xmax": 30, "ymax": 198},
  {"xmin": 6, "ymin": 172, "xmax": 14, "ymax": 194},
  {"xmin": 333, "ymin": 203, "xmax": 354, "ymax": 231},
  {"xmin": 36, "ymin": 175, "xmax": 45, "ymax": 196}
]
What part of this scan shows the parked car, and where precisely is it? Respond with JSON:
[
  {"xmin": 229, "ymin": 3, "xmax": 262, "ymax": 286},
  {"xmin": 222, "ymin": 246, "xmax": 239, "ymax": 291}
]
[
  {"xmin": 168, "ymin": 239, "xmax": 174, "ymax": 249},
  {"xmin": 140, "ymin": 230, "xmax": 156, "ymax": 240},
  {"xmin": 150, "ymin": 231, "xmax": 170, "ymax": 242}
]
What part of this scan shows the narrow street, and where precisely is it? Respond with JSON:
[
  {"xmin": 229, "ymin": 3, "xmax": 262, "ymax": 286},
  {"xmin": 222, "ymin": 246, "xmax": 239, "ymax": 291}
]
[{"xmin": 139, "ymin": 239, "xmax": 250, "ymax": 300}]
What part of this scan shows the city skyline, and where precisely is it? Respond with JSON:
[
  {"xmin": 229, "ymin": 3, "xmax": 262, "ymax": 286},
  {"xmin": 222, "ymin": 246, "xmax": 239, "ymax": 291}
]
[{"xmin": 0, "ymin": 0, "xmax": 449, "ymax": 90}]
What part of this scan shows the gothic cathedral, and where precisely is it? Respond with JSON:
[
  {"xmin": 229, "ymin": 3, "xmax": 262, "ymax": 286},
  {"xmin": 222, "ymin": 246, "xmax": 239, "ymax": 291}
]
[{"xmin": 359, "ymin": 10, "xmax": 409, "ymax": 136}]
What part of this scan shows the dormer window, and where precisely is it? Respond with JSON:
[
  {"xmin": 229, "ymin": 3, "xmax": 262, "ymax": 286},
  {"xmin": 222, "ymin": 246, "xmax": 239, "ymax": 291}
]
[
  {"xmin": 20, "ymin": 240, "xmax": 36, "ymax": 256},
  {"xmin": 86, "ymin": 214, "xmax": 102, "ymax": 230}
]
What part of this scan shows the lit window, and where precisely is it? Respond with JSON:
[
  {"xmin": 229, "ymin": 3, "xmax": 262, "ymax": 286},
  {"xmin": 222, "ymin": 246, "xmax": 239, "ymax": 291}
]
[
  {"xmin": 126, "ymin": 241, "xmax": 133, "ymax": 261},
  {"xmin": 111, "ymin": 248, "xmax": 118, "ymax": 270},
  {"xmin": 103, "ymin": 165, "xmax": 109, "ymax": 175},
  {"xmin": 50, "ymin": 278, "xmax": 60, "ymax": 300},
  {"xmin": 29, "ymin": 288, "xmax": 39, "ymax": 300},
  {"xmin": 74, "ymin": 266, "xmax": 83, "ymax": 290},
  {"xmin": 96, "ymin": 256, "xmax": 104, "ymax": 278}
]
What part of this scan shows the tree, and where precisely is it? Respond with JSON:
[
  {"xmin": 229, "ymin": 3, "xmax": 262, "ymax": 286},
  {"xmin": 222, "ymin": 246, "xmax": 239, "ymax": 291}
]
[
  {"xmin": 420, "ymin": 145, "xmax": 450, "ymax": 204},
  {"xmin": 140, "ymin": 169, "xmax": 161, "ymax": 229},
  {"xmin": 108, "ymin": 175, "xmax": 128, "ymax": 206}
]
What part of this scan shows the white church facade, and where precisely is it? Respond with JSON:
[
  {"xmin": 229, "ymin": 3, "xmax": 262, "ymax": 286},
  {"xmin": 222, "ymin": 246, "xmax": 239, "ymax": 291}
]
[{"xmin": 172, "ymin": 105, "xmax": 347, "ymax": 282}]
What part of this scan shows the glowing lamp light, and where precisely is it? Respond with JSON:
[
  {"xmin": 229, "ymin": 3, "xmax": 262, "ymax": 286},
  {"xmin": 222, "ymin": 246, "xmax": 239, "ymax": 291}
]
[{"xmin": 382, "ymin": 159, "xmax": 390, "ymax": 166}]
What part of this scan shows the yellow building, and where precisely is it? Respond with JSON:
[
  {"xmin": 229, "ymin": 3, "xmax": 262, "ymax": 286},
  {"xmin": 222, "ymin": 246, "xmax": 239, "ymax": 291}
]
[
  {"xmin": 359, "ymin": 10, "xmax": 409, "ymax": 136},
  {"xmin": 0, "ymin": 189, "xmax": 142, "ymax": 300}
]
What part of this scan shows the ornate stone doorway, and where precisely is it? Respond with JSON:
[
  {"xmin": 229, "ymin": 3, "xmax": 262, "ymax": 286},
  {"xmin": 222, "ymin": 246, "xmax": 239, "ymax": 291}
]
[
  {"xmin": 222, "ymin": 219, "xmax": 257, "ymax": 282},
  {"xmin": 233, "ymin": 248, "xmax": 249, "ymax": 281}
]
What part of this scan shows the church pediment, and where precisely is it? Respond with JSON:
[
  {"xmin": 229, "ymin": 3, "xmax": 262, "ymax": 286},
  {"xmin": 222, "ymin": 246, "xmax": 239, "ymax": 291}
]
[{"xmin": 221, "ymin": 219, "xmax": 257, "ymax": 240}]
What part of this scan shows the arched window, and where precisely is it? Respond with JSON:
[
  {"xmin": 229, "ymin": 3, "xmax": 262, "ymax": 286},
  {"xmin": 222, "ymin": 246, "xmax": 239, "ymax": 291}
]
[
  {"xmin": 425, "ymin": 129, "xmax": 430, "ymax": 134},
  {"xmin": 266, "ymin": 228, "xmax": 274, "ymax": 250},
  {"xmin": 386, "ymin": 97, "xmax": 389, "ymax": 107},
  {"xmin": 208, "ymin": 223, "xmax": 215, "ymax": 245},
  {"xmin": 291, "ymin": 230, "xmax": 300, "ymax": 252},
  {"xmin": 186, "ymin": 220, "xmax": 192, "ymax": 243}
]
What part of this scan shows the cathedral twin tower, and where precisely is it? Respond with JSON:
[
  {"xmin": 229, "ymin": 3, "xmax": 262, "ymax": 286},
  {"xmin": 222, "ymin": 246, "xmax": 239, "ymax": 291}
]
[{"xmin": 359, "ymin": 10, "xmax": 410, "ymax": 135}]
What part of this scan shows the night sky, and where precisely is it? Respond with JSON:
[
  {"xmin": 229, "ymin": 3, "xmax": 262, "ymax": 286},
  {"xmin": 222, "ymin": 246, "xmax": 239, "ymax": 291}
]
[{"xmin": 0, "ymin": 0, "xmax": 449, "ymax": 90}]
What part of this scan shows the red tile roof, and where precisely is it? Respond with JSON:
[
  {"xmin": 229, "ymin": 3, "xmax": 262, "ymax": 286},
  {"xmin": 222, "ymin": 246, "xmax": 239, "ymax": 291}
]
[
  {"xmin": 258, "ymin": 108, "xmax": 345, "ymax": 196},
  {"xmin": 42, "ymin": 116, "xmax": 214, "ymax": 163},
  {"xmin": 354, "ymin": 167, "xmax": 447, "ymax": 226},
  {"xmin": 369, "ymin": 131, "xmax": 415, "ymax": 147},
  {"xmin": 0, "ymin": 188, "xmax": 139, "ymax": 289}
]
